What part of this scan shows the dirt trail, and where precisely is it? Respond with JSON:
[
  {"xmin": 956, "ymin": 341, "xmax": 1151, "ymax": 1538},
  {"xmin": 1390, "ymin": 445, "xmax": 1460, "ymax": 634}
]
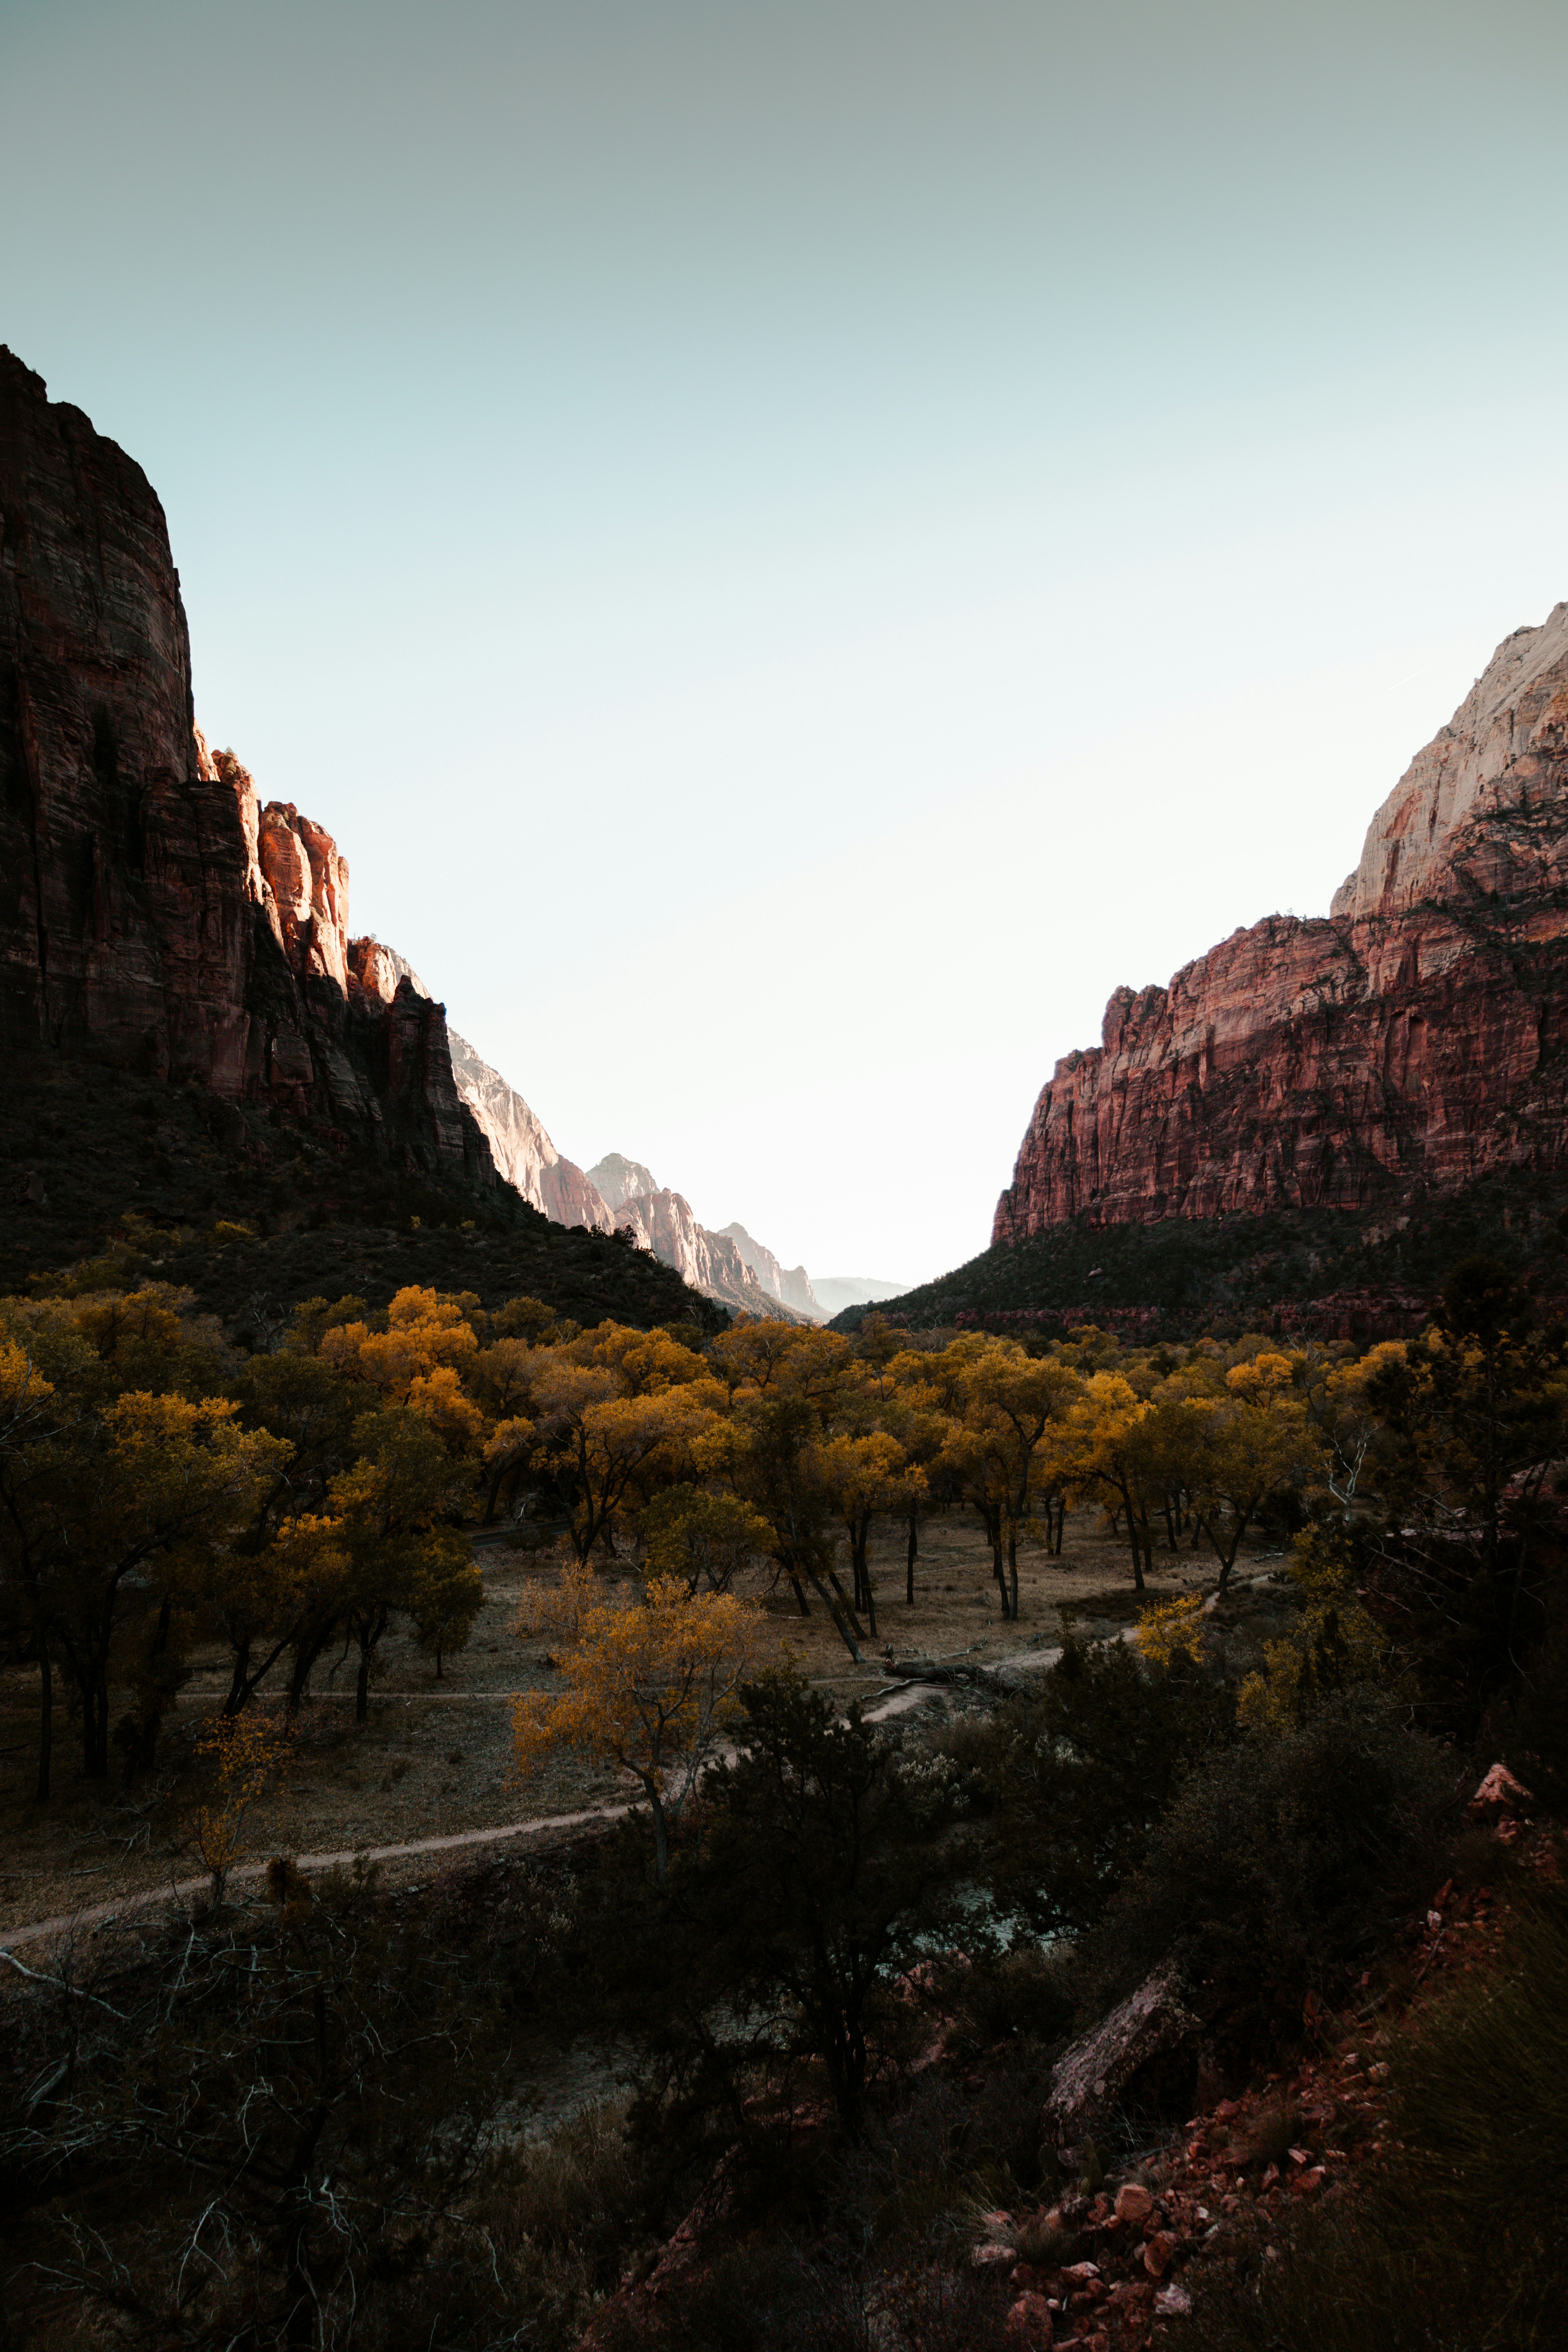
[
  {"xmin": 0, "ymin": 1803, "xmax": 630, "ymax": 1954},
  {"xmin": 0, "ymin": 1677, "xmax": 948, "ymax": 1954}
]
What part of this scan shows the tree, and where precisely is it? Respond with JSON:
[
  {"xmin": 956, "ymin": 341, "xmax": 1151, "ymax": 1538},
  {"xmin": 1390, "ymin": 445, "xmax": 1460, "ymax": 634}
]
[
  {"xmin": 0, "ymin": 1326, "xmax": 79, "ymax": 1798},
  {"xmin": 323, "ymin": 1406, "xmax": 479, "ymax": 1721},
  {"xmin": 726, "ymin": 1393, "xmax": 869, "ymax": 1660},
  {"xmin": 809, "ymin": 1428, "xmax": 914, "ymax": 1635},
  {"xmin": 4, "ymin": 1872, "xmax": 514, "ymax": 2350},
  {"xmin": 1174, "ymin": 1354, "xmax": 1325, "ymax": 1591},
  {"xmin": 190, "ymin": 1707, "xmax": 292, "ymax": 1903},
  {"xmin": 642, "ymin": 1483, "xmax": 777, "ymax": 1594},
  {"xmin": 529, "ymin": 1368, "xmax": 722, "ymax": 1565},
  {"xmin": 41, "ymin": 1389, "xmax": 288, "ymax": 1780},
  {"xmin": 954, "ymin": 1345, "xmax": 1081, "ymax": 1619},
  {"xmin": 629, "ymin": 1672, "xmax": 969, "ymax": 2141},
  {"xmin": 968, "ymin": 1637, "xmax": 1228, "ymax": 1938},
  {"xmin": 1064, "ymin": 1372, "xmax": 1161, "ymax": 1590},
  {"xmin": 513, "ymin": 1576, "xmax": 762, "ymax": 1880},
  {"xmin": 318, "ymin": 1283, "xmax": 480, "ymax": 1403},
  {"xmin": 707, "ymin": 1319, "xmax": 851, "ymax": 1406}
]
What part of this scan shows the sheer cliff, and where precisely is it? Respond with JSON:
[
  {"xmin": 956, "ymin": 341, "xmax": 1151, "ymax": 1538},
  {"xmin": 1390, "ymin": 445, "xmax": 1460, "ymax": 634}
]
[
  {"xmin": 0, "ymin": 347, "xmax": 492, "ymax": 1190},
  {"xmin": 993, "ymin": 607, "xmax": 1568, "ymax": 1245}
]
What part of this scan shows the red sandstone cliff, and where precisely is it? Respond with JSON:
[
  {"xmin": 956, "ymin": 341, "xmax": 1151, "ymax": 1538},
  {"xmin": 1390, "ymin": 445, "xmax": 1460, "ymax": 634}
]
[
  {"xmin": 993, "ymin": 606, "xmax": 1568, "ymax": 1243},
  {"xmin": 0, "ymin": 348, "xmax": 492, "ymax": 1189}
]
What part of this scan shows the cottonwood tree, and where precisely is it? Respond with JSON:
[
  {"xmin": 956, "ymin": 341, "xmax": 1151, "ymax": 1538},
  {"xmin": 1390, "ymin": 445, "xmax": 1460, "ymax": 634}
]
[
  {"xmin": 513, "ymin": 1574, "xmax": 763, "ymax": 1879},
  {"xmin": 642, "ymin": 1482, "xmax": 777, "ymax": 1594},
  {"xmin": 1175, "ymin": 1354, "xmax": 1325, "ymax": 1591}
]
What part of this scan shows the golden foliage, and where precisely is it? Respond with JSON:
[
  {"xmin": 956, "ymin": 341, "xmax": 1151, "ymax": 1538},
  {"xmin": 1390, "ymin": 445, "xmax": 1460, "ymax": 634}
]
[
  {"xmin": 513, "ymin": 1576, "xmax": 763, "ymax": 1872},
  {"xmin": 1137, "ymin": 1591, "xmax": 1207, "ymax": 1667},
  {"xmin": 191, "ymin": 1707, "xmax": 292, "ymax": 1899}
]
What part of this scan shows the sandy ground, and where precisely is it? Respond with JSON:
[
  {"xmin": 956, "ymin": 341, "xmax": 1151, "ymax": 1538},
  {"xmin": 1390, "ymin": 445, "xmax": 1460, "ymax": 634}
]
[{"xmin": 0, "ymin": 1510, "xmax": 1274, "ymax": 1945}]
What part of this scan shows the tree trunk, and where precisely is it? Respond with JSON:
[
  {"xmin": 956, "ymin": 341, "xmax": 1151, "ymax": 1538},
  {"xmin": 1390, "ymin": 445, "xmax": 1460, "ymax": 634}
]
[
  {"xmin": 1118, "ymin": 1479, "xmax": 1145, "ymax": 1592},
  {"xmin": 854, "ymin": 1520, "xmax": 879, "ymax": 1638},
  {"xmin": 825, "ymin": 1558, "xmax": 867, "ymax": 1641},
  {"xmin": 354, "ymin": 1607, "xmax": 388, "ymax": 1725},
  {"xmin": 225, "ymin": 1631, "xmax": 253, "ymax": 1716},
  {"xmin": 288, "ymin": 1628, "xmax": 334, "ymax": 1716},
  {"xmin": 1008, "ymin": 1527, "xmax": 1020, "ymax": 1622},
  {"xmin": 650, "ymin": 1790, "xmax": 671, "ymax": 1885},
  {"xmin": 35, "ymin": 1624, "xmax": 52, "ymax": 1802},
  {"xmin": 906, "ymin": 1503, "xmax": 918, "ymax": 1605},
  {"xmin": 803, "ymin": 1566, "xmax": 865, "ymax": 1663},
  {"xmin": 82, "ymin": 1661, "xmax": 111, "ymax": 1779}
]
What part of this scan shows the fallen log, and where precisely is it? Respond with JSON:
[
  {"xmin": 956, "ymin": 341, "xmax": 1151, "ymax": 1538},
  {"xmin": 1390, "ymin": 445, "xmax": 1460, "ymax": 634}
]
[
  {"xmin": 880, "ymin": 1654, "xmax": 1004, "ymax": 1691},
  {"xmin": 1043, "ymin": 1958, "xmax": 1197, "ymax": 2141}
]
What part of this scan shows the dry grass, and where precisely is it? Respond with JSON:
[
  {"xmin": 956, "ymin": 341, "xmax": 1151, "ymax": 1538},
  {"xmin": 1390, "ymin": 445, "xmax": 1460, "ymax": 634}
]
[{"xmin": 0, "ymin": 1507, "xmax": 1256, "ymax": 1938}]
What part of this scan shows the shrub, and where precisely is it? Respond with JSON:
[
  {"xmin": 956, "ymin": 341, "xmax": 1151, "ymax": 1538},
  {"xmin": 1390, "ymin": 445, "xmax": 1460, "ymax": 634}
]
[
  {"xmin": 941, "ymin": 1637, "xmax": 1230, "ymax": 1937},
  {"xmin": 1087, "ymin": 1690, "xmax": 1460, "ymax": 2043}
]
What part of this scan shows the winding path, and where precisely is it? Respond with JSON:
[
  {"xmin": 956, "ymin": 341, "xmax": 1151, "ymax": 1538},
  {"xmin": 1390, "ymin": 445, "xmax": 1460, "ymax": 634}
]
[{"xmin": 2, "ymin": 1590, "xmax": 1259, "ymax": 1958}]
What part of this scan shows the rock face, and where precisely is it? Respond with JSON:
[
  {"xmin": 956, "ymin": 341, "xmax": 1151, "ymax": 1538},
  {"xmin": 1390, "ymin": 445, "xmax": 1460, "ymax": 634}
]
[
  {"xmin": 586, "ymin": 1153, "xmax": 660, "ymax": 1213},
  {"xmin": 0, "ymin": 347, "xmax": 493, "ymax": 1188},
  {"xmin": 994, "ymin": 608, "xmax": 1568, "ymax": 1243},
  {"xmin": 581, "ymin": 1155, "xmax": 814, "ymax": 1318},
  {"xmin": 444, "ymin": 1024, "xmax": 616, "ymax": 1231},
  {"xmin": 619, "ymin": 1187, "xmax": 799, "ymax": 1320},
  {"xmin": 715, "ymin": 1222, "xmax": 822, "ymax": 1319}
]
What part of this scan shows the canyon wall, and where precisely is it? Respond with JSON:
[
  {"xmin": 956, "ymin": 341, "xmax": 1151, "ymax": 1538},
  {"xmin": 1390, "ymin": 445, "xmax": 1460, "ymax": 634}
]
[
  {"xmin": 619, "ymin": 1186, "xmax": 803, "ymax": 1320},
  {"xmin": 586, "ymin": 1153, "xmax": 660, "ymax": 1211},
  {"xmin": 443, "ymin": 1026, "xmax": 616, "ymax": 1231},
  {"xmin": 994, "ymin": 606, "xmax": 1568, "ymax": 1243},
  {"xmin": 716, "ymin": 1221, "xmax": 822, "ymax": 1319},
  {"xmin": 0, "ymin": 347, "xmax": 493, "ymax": 1188}
]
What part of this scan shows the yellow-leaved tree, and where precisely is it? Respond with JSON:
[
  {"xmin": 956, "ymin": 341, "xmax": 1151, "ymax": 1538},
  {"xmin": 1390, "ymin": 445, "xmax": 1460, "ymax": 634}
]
[
  {"xmin": 1175, "ymin": 1353, "xmax": 1326, "ymax": 1591},
  {"xmin": 513, "ymin": 1576, "xmax": 763, "ymax": 1878}
]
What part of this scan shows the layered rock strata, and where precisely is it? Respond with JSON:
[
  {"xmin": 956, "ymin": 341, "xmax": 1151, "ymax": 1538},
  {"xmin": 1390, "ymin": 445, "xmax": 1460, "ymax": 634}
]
[
  {"xmin": 994, "ymin": 607, "xmax": 1568, "ymax": 1242},
  {"xmin": 0, "ymin": 347, "xmax": 492, "ymax": 1187}
]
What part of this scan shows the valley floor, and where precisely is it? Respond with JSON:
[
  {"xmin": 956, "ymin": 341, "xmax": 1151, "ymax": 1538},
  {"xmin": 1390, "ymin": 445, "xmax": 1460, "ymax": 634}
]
[{"xmin": 0, "ymin": 1511, "xmax": 1257, "ymax": 1946}]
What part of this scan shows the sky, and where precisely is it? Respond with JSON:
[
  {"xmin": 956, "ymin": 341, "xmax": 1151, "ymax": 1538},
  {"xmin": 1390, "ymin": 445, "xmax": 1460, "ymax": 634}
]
[{"xmin": 5, "ymin": 0, "xmax": 1568, "ymax": 1287}]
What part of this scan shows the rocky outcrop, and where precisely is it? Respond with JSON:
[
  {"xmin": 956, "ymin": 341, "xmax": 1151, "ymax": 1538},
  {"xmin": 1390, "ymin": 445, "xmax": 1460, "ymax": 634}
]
[
  {"xmin": 994, "ymin": 608, "xmax": 1568, "ymax": 1244},
  {"xmin": 718, "ymin": 1221, "xmax": 820, "ymax": 1317},
  {"xmin": 715, "ymin": 1222, "xmax": 822, "ymax": 1319},
  {"xmin": 1333, "ymin": 603, "xmax": 1568, "ymax": 920},
  {"xmin": 580, "ymin": 1156, "xmax": 814, "ymax": 1318},
  {"xmin": 0, "ymin": 347, "xmax": 493, "ymax": 1189}
]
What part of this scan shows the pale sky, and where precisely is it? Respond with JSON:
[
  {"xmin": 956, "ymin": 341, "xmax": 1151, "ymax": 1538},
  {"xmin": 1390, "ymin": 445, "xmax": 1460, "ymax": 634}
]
[{"xmin": 5, "ymin": 0, "xmax": 1568, "ymax": 1285}]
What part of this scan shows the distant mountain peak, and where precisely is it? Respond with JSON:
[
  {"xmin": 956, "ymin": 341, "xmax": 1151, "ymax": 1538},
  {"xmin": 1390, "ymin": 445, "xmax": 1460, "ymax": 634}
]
[{"xmin": 586, "ymin": 1153, "xmax": 660, "ymax": 1211}]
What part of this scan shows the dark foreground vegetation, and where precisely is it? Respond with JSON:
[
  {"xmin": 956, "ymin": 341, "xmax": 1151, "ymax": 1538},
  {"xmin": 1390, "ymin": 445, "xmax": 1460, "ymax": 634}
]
[{"xmin": 2, "ymin": 1246, "xmax": 1565, "ymax": 2347}]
